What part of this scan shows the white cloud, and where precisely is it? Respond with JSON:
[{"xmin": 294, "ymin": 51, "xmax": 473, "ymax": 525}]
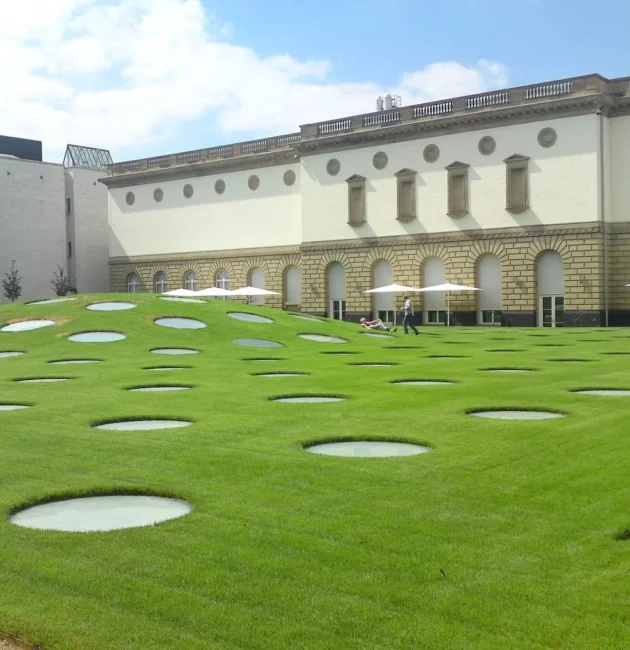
[{"xmin": 0, "ymin": 0, "xmax": 508, "ymax": 161}]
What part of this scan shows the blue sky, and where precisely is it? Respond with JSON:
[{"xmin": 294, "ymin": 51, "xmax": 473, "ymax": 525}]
[{"xmin": 2, "ymin": 0, "xmax": 629, "ymax": 162}]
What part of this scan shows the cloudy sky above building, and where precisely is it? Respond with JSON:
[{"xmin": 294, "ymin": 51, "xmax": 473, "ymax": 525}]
[{"xmin": 1, "ymin": 0, "xmax": 628, "ymax": 163}]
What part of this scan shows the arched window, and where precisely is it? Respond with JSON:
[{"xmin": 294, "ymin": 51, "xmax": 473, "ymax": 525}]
[
  {"xmin": 537, "ymin": 251, "xmax": 564, "ymax": 327},
  {"xmin": 372, "ymin": 260, "xmax": 394, "ymax": 325},
  {"xmin": 327, "ymin": 262, "xmax": 346, "ymax": 320},
  {"xmin": 216, "ymin": 269, "xmax": 230, "ymax": 291},
  {"xmin": 284, "ymin": 266, "xmax": 301, "ymax": 307},
  {"xmin": 184, "ymin": 271, "xmax": 198, "ymax": 292},
  {"xmin": 477, "ymin": 254, "xmax": 502, "ymax": 325},
  {"xmin": 249, "ymin": 267, "xmax": 265, "ymax": 305},
  {"xmin": 155, "ymin": 272, "xmax": 168, "ymax": 293},
  {"xmin": 127, "ymin": 273, "xmax": 140, "ymax": 293},
  {"xmin": 423, "ymin": 257, "xmax": 445, "ymax": 325}
]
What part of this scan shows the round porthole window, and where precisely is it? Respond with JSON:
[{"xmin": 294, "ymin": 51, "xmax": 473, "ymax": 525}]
[
  {"xmin": 153, "ymin": 188, "xmax": 163, "ymax": 202},
  {"xmin": 423, "ymin": 144, "xmax": 440, "ymax": 163},
  {"xmin": 248, "ymin": 175, "xmax": 260, "ymax": 191},
  {"xmin": 326, "ymin": 158, "xmax": 341, "ymax": 176},
  {"xmin": 183, "ymin": 184, "xmax": 193, "ymax": 198},
  {"xmin": 538, "ymin": 127, "xmax": 557, "ymax": 148},
  {"xmin": 373, "ymin": 152, "xmax": 388, "ymax": 170},
  {"xmin": 125, "ymin": 192, "xmax": 135, "ymax": 206},
  {"xmin": 215, "ymin": 179, "xmax": 225, "ymax": 194},
  {"xmin": 478, "ymin": 136, "xmax": 496, "ymax": 155}
]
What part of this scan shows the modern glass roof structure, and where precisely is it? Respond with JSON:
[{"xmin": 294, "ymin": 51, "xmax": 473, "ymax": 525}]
[{"xmin": 63, "ymin": 144, "xmax": 113, "ymax": 171}]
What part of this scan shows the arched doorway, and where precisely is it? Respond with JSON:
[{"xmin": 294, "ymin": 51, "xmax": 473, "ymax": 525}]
[
  {"xmin": 284, "ymin": 266, "xmax": 301, "ymax": 309},
  {"xmin": 372, "ymin": 260, "xmax": 394, "ymax": 325},
  {"xmin": 477, "ymin": 254, "xmax": 502, "ymax": 325},
  {"xmin": 249, "ymin": 267, "xmax": 265, "ymax": 305},
  {"xmin": 537, "ymin": 251, "xmax": 564, "ymax": 327},
  {"xmin": 327, "ymin": 262, "xmax": 346, "ymax": 320},
  {"xmin": 423, "ymin": 257, "xmax": 445, "ymax": 325}
]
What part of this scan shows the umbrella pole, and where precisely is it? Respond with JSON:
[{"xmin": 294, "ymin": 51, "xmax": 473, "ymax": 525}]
[{"xmin": 447, "ymin": 292, "xmax": 450, "ymax": 327}]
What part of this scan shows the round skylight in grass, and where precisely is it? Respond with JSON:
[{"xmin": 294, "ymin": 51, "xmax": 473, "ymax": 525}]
[
  {"xmin": 289, "ymin": 314, "xmax": 324, "ymax": 322},
  {"xmin": 243, "ymin": 357, "xmax": 283, "ymax": 362},
  {"xmin": 144, "ymin": 366, "xmax": 191, "ymax": 371},
  {"xmin": 361, "ymin": 333, "xmax": 394, "ymax": 339},
  {"xmin": 320, "ymin": 351, "xmax": 357, "ymax": 355},
  {"xmin": 155, "ymin": 318, "xmax": 206, "ymax": 330},
  {"xmin": 427, "ymin": 355, "xmax": 465, "ymax": 359},
  {"xmin": 600, "ymin": 351, "xmax": 630, "ymax": 355},
  {"xmin": 9, "ymin": 495, "xmax": 192, "ymax": 532},
  {"xmin": 272, "ymin": 395, "xmax": 345, "ymax": 404},
  {"xmin": 392, "ymin": 380, "xmax": 453, "ymax": 386},
  {"xmin": 151, "ymin": 348, "xmax": 199, "ymax": 355},
  {"xmin": 128, "ymin": 385, "xmax": 192, "ymax": 392},
  {"xmin": 387, "ymin": 346, "xmax": 418, "ymax": 350},
  {"xmin": 468, "ymin": 409, "xmax": 565, "ymax": 420},
  {"xmin": 350, "ymin": 362, "xmax": 397, "ymax": 367},
  {"xmin": 16, "ymin": 378, "xmax": 71, "ymax": 384},
  {"xmin": 572, "ymin": 389, "xmax": 630, "ymax": 396},
  {"xmin": 87, "ymin": 302, "xmax": 137, "ymax": 311},
  {"xmin": 305, "ymin": 440, "xmax": 430, "ymax": 457},
  {"xmin": 299, "ymin": 334, "xmax": 347, "ymax": 343},
  {"xmin": 228, "ymin": 313, "xmax": 273, "ymax": 324},
  {"xmin": 234, "ymin": 338, "xmax": 283, "ymax": 348},
  {"xmin": 160, "ymin": 297, "xmax": 205, "ymax": 304},
  {"xmin": 0, "ymin": 351, "xmax": 25, "ymax": 358},
  {"xmin": 68, "ymin": 332, "xmax": 126, "ymax": 343},
  {"xmin": 547, "ymin": 358, "xmax": 593, "ymax": 363},
  {"xmin": 253, "ymin": 372, "xmax": 307, "ymax": 378},
  {"xmin": 95, "ymin": 419, "xmax": 192, "ymax": 431},
  {"xmin": 49, "ymin": 359, "xmax": 101, "ymax": 365},
  {"xmin": 0, "ymin": 404, "xmax": 30, "ymax": 411},
  {"xmin": 27, "ymin": 297, "xmax": 76, "ymax": 306},
  {"xmin": 487, "ymin": 349, "xmax": 525, "ymax": 353},
  {"xmin": 1, "ymin": 320, "xmax": 56, "ymax": 333},
  {"xmin": 482, "ymin": 368, "xmax": 534, "ymax": 373}
]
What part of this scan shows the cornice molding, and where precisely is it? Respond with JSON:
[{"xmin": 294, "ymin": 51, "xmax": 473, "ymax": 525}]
[
  {"xmin": 109, "ymin": 244, "xmax": 301, "ymax": 265},
  {"xmin": 100, "ymin": 150, "xmax": 297, "ymax": 189}
]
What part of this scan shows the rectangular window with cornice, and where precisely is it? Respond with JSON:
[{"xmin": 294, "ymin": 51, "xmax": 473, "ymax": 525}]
[
  {"xmin": 395, "ymin": 168, "xmax": 416, "ymax": 222},
  {"xmin": 505, "ymin": 154, "xmax": 529, "ymax": 213},
  {"xmin": 445, "ymin": 161, "xmax": 469, "ymax": 217},
  {"xmin": 346, "ymin": 175, "xmax": 366, "ymax": 226}
]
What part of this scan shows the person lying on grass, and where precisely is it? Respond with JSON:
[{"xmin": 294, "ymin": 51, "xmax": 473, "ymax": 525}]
[{"xmin": 360, "ymin": 317, "xmax": 397, "ymax": 332}]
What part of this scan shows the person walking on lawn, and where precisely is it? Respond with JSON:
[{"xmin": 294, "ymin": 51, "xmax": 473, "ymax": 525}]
[{"xmin": 402, "ymin": 296, "xmax": 419, "ymax": 335}]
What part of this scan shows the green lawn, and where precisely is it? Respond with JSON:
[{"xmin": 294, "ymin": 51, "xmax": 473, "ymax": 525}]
[{"xmin": 0, "ymin": 294, "xmax": 628, "ymax": 650}]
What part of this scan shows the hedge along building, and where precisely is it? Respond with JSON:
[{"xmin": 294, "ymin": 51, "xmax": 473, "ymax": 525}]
[{"xmin": 102, "ymin": 73, "xmax": 630, "ymax": 327}]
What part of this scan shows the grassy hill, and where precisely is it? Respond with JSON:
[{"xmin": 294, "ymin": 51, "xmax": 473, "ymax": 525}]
[{"xmin": 0, "ymin": 294, "xmax": 628, "ymax": 649}]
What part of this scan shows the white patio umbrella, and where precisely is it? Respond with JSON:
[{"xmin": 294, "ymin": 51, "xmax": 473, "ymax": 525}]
[
  {"xmin": 162, "ymin": 288, "xmax": 199, "ymax": 297},
  {"xmin": 418, "ymin": 283, "xmax": 480, "ymax": 327},
  {"xmin": 196, "ymin": 287, "xmax": 232, "ymax": 297},
  {"xmin": 363, "ymin": 284, "xmax": 422, "ymax": 327},
  {"xmin": 230, "ymin": 286, "xmax": 280, "ymax": 304}
]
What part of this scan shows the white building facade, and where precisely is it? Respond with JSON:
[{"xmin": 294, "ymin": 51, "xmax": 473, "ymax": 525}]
[
  {"xmin": 103, "ymin": 74, "xmax": 630, "ymax": 327},
  {"xmin": 0, "ymin": 141, "xmax": 111, "ymax": 304}
]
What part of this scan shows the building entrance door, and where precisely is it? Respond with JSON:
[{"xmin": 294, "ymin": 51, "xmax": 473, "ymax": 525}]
[
  {"xmin": 330, "ymin": 299, "xmax": 346, "ymax": 321},
  {"xmin": 540, "ymin": 295, "xmax": 564, "ymax": 327}
]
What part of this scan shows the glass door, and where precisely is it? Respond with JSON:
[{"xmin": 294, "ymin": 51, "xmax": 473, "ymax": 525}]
[
  {"xmin": 330, "ymin": 299, "xmax": 346, "ymax": 321},
  {"xmin": 540, "ymin": 295, "xmax": 564, "ymax": 327}
]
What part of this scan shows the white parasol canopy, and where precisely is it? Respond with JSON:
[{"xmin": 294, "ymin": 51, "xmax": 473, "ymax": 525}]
[
  {"xmin": 418, "ymin": 283, "xmax": 480, "ymax": 327},
  {"xmin": 230, "ymin": 286, "xmax": 280, "ymax": 296},
  {"xmin": 196, "ymin": 287, "xmax": 232, "ymax": 297},
  {"xmin": 162, "ymin": 288, "xmax": 199, "ymax": 297},
  {"xmin": 363, "ymin": 283, "xmax": 423, "ymax": 294}
]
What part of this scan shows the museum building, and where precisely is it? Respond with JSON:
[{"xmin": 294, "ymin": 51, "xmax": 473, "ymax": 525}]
[{"xmin": 101, "ymin": 73, "xmax": 630, "ymax": 327}]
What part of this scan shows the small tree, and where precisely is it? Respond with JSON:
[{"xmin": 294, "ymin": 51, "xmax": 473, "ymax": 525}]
[
  {"xmin": 50, "ymin": 265, "xmax": 75, "ymax": 297},
  {"xmin": 2, "ymin": 261, "xmax": 22, "ymax": 303}
]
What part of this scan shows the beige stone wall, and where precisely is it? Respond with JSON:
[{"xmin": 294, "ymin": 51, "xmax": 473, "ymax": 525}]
[
  {"xmin": 111, "ymin": 223, "xmax": 609, "ymax": 316},
  {"xmin": 608, "ymin": 223, "xmax": 630, "ymax": 310}
]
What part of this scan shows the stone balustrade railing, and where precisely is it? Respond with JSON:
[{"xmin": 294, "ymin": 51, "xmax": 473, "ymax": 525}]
[{"xmin": 109, "ymin": 74, "xmax": 627, "ymax": 175}]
